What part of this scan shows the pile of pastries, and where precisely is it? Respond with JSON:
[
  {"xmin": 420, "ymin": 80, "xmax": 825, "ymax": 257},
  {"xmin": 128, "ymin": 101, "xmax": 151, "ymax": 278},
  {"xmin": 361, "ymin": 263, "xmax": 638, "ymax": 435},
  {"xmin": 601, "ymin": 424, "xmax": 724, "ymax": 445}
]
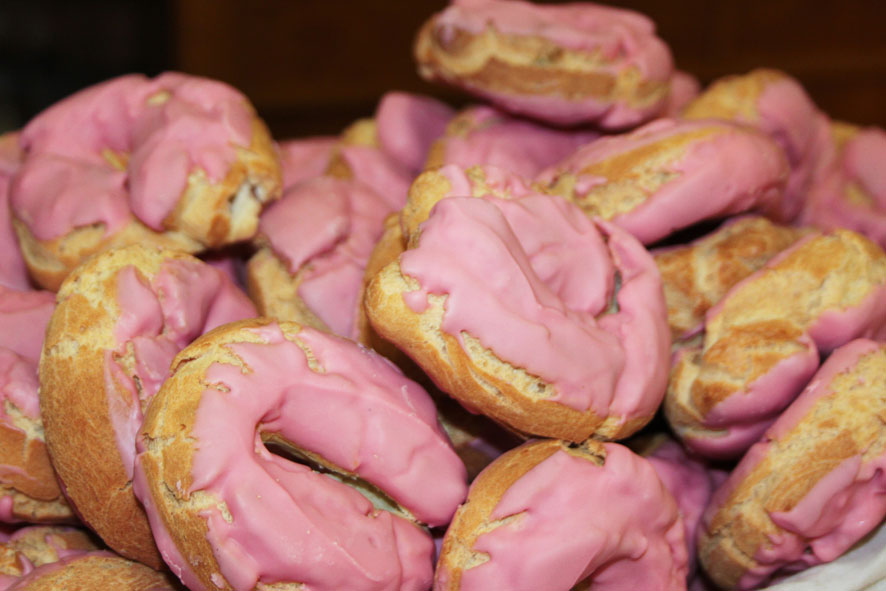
[{"xmin": 1, "ymin": 0, "xmax": 885, "ymax": 589}]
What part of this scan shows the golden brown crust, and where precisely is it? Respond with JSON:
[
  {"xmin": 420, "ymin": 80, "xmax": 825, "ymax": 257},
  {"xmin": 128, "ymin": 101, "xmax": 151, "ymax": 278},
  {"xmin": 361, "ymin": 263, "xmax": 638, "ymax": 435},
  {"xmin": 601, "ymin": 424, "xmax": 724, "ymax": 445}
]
[
  {"xmin": 1, "ymin": 526, "xmax": 100, "ymax": 573},
  {"xmin": 682, "ymin": 68, "xmax": 789, "ymax": 123},
  {"xmin": 39, "ymin": 245, "xmax": 211, "ymax": 568},
  {"xmin": 437, "ymin": 439, "xmax": 605, "ymax": 590},
  {"xmin": 539, "ymin": 125, "xmax": 718, "ymax": 221},
  {"xmin": 698, "ymin": 345, "xmax": 886, "ymax": 589},
  {"xmin": 0, "ymin": 407, "xmax": 73, "ymax": 522},
  {"xmin": 245, "ymin": 245, "xmax": 334, "ymax": 335},
  {"xmin": 10, "ymin": 553, "xmax": 179, "ymax": 591},
  {"xmin": 13, "ymin": 117, "xmax": 280, "ymax": 293},
  {"xmin": 654, "ymin": 216, "xmax": 810, "ymax": 340},
  {"xmin": 13, "ymin": 218, "xmax": 201, "ymax": 293},
  {"xmin": 167, "ymin": 117, "xmax": 282, "ymax": 248},
  {"xmin": 136, "ymin": 318, "xmax": 353, "ymax": 591},
  {"xmin": 365, "ymin": 167, "xmax": 650, "ymax": 441},
  {"xmin": 414, "ymin": 18, "xmax": 668, "ymax": 111},
  {"xmin": 666, "ymin": 230, "xmax": 886, "ymax": 440}
]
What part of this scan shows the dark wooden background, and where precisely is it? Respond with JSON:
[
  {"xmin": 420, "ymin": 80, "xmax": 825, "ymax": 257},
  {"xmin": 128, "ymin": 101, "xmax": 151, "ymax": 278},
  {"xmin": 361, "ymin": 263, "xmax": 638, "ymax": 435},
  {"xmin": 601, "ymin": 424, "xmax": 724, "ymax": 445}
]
[{"xmin": 2, "ymin": 0, "xmax": 884, "ymax": 138}]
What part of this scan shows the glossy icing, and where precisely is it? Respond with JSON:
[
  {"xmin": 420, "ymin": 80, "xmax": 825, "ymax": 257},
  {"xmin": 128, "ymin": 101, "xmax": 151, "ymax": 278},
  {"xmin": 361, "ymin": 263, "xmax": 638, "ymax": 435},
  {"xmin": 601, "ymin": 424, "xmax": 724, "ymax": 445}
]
[
  {"xmin": 376, "ymin": 92, "xmax": 454, "ymax": 174},
  {"xmin": 430, "ymin": 105, "xmax": 598, "ymax": 178},
  {"xmin": 109, "ymin": 258, "xmax": 255, "ymax": 479},
  {"xmin": 704, "ymin": 340, "xmax": 886, "ymax": 589},
  {"xmin": 137, "ymin": 323, "xmax": 466, "ymax": 591},
  {"xmin": 400, "ymin": 191, "xmax": 669, "ymax": 424},
  {"xmin": 11, "ymin": 72, "xmax": 254, "ymax": 239},
  {"xmin": 259, "ymin": 176, "xmax": 393, "ymax": 340},
  {"xmin": 448, "ymin": 443, "xmax": 687, "ymax": 590},
  {"xmin": 0, "ymin": 134, "xmax": 27, "ymax": 290},
  {"xmin": 0, "ymin": 286, "xmax": 55, "ymax": 365},
  {"xmin": 427, "ymin": 0, "xmax": 673, "ymax": 127},
  {"xmin": 537, "ymin": 118, "xmax": 789, "ymax": 244},
  {"xmin": 277, "ymin": 136, "xmax": 337, "ymax": 189},
  {"xmin": 801, "ymin": 125, "xmax": 886, "ymax": 248}
]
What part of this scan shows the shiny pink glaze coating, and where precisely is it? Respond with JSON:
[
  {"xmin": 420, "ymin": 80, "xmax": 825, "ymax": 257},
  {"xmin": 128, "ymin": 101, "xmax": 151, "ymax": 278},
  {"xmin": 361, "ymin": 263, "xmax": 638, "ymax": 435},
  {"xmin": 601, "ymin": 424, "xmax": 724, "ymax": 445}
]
[
  {"xmin": 440, "ymin": 443, "xmax": 688, "ymax": 590},
  {"xmin": 705, "ymin": 340, "xmax": 886, "ymax": 589},
  {"xmin": 337, "ymin": 144, "xmax": 413, "ymax": 211},
  {"xmin": 108, "ymin": 259, "xmax": 255, "ymax": 479},
  {"xmin": 0, "ymin": 286, "xmax": 55, "ymax": 364},
  {"xmin": 376, "ymin": 92, "xmax": 454, "ymax": 174},
  {"xmin": 400, "ymin": 191, "xmax": 669, "ymax": 425},
  {"xmin": 135, "ymin": 323, "xmax": 466, "ymax": 591},
  {"xmin": 433, "ymin": 105, "xmax": 598, "ymax": 178},
  {"xmin": 537, "ymin": 118, "xmax": 789, "ymax": 244},
  {"xmin": 260, "ymin": 176, "xmax": 393, "ymax": 339},
  {"xmin": 646, "ymin": 438, "xmax": 726, "ymax": 576},
  {"xmin": 0, "ymin": 134, "xmax": 28, "ymax": 290},
  {"xmin": 683, "ymin": 232, "xmax": 886, "ymax": 458},
  {"xmin": 277, "ymin": 137, "xmax": 337, "ymax": 189},
  {"xmin": 662, "ymin": 70, "xmax": 700, "ymax": 117},
  {"xmin": 801, "ymin": 127, "xmax": 886, "ymax": 248},
  {"xmin": 431, "ymin": 0, "xmax": 673, "ymax": 127},
  {"xmin": 11, "ymin": 72, "xmax": 254, "ymax": 239}
]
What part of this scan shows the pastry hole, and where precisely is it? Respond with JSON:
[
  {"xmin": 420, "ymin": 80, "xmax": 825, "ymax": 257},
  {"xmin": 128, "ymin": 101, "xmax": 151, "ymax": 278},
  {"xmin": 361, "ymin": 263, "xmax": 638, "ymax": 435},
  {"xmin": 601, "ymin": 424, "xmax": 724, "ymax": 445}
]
[{"xmin": 261, "ymin": 434, "xmax": 414, "ymax": 522}]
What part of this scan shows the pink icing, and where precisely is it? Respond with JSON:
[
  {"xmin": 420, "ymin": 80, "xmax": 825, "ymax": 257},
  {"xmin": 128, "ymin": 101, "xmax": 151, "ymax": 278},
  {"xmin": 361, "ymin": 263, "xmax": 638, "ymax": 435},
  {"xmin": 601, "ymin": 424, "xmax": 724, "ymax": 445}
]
[
  {"xmin": 431, "ymin": 0, "xmax": 673, "ymax": 127},
  {"xmin": 801, "ymin": 126, "xmax": 886, "ymax": 248},
  {"xmin": 447, "ymin": 442, "xmax": 688, "ymax": 590},
  {"xmin": 0, "ymin": 286, "xmax": 55, "ymax": 364},
  {"xmin": 662, "ymin": 70, "xmax": 700, "ymax": 117},
  {"xmin": 4, "ymin": 551, "xmax": 176, "ymax": 591},
  {"xmin": 260, "ymin": 176, "xmax": 393, "ymax": 340},
  {"xmin": 753, "ymin": 79, "xmax": 827, "ymax": 221},
  {"xmin": 337, "ymin": 145, "xmax": 413, "ymax": 211},
  {"xmin": 11, "ymin": 72, "xmax": 254, "ymax": 240},
  {"xmin": 108, "ymin": 258, "xmax": 256, "ymax": 479},
  {"xmin": 0, "ymin": 349, "xmax": 40, "ymax": 422},
  {"xmin": 375, "ymin": 92, "xmax": 454, "ymax": 173},
  {"xmin": 277, "ymin": 137, "xmax": 337, "ymax": 189},
  {"xmin": 537, "ymin": 118, "xmax": 790, "ymax": 244},
  {"xmin": 683, "ymin": 230, "xmax": 886, "ymax": 458},
  {"xmin": 434, "ymin": 105, "xmax": 599, "ymax": 178},
  {"xmin": 400, "ymin": 190, "xmax": 669, "ymax": 426},
  {"xmin": 135, "ymin": 323, "xmax": 466, "ymax": 591},
  {"xmin": 705, "ymin": 340, "xmax": 886, "ymax": 589},
  {"xmin": 0, "ymin": 134, "xmax": 28, "ymax": 290},
  {"xmin": 646, "ymin": 438, "xmax": 727, "ymax": 576}
]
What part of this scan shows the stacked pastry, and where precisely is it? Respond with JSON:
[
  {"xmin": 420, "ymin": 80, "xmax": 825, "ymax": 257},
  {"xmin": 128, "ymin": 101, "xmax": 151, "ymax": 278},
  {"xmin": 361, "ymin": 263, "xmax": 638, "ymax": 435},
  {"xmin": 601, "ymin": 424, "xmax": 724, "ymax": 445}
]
[{"xmin": 1, "ymin": 0, "xmax": 886, "ymax": 590}]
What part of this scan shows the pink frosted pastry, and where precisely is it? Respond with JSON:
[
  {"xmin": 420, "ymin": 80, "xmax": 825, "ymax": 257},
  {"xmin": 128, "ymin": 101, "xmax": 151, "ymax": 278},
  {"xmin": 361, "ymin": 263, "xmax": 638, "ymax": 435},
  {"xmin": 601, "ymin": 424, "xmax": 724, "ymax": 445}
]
[
  {"xmin": 9, "ymin": 72, "xmax": 281, "ymax": 290},
  {"xmin": 662, "ymin": 70, "xmax": 701, "ymax": 117},
  {"xmin": 376, "ymin": 91, "xmax": 455, "ymax": 174},
  {"xmin": 666, "ymin": 229, "xmax": 886, "ymax": 459},
  {"xmin": 326, "ymin": 118, "xmax": 415, "ymax": 210},
  {"xmin": 424, "ymin": 104, "xmax": 599, "ymax": 178},
  {"xmin": 638, "ymin": 434, "xmax": 728, "ymax": 577},
  {"xmin": 653, "ymin": 216, "xmax": 810, "ymax": 340},
  {"xmin": 247, "ymin": 176, "xmax": 394, "ymax": 342},
  {"xmin": 39, "ymin": 245, "xmax": 257, "ymax": 568},
  {"xmin": 277, "ymin": 136, "xmax": 337, "ymax": 189},
  {"xmin": 537, "ymin": 118, "xmax": 790, "ymax": 244},
  {"xmin": 0, "ymin": 526, "xmax": 99, "ymax": 589},
  {"xmin": 436, "ymin": 439, "xmax": 688, "ymax": 590},
  {"xmin": 0, "ymin": 134, "xmax": 28, "ymax": 290},
  {"xmin": 5, "ymin": 552, "xmax": 179, "ymax": 590},
  {"xmin": 415, "ymin": 0, "xmax": 674, "ymax": 128},
  {"xmin": 134, "ymin": 319, "xmax": 467, "ymax": 591},
  {"xmin": 700, "ymin": 339, "xmax": 886, "ymax": 589},
  {"xmin": 366, "ymin": 165, "xmax": 670, "ymax": 441},
  {"xmin": 682, "ymin": 69, "xmax": 831, "ymax": 221},
  {"xmin": 0, "ymin": 286, "xmax": 71, "ymax": 524},
  {"xmin": 799, "ymin": 122, "xmax": 886, "ymax": 249}
]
